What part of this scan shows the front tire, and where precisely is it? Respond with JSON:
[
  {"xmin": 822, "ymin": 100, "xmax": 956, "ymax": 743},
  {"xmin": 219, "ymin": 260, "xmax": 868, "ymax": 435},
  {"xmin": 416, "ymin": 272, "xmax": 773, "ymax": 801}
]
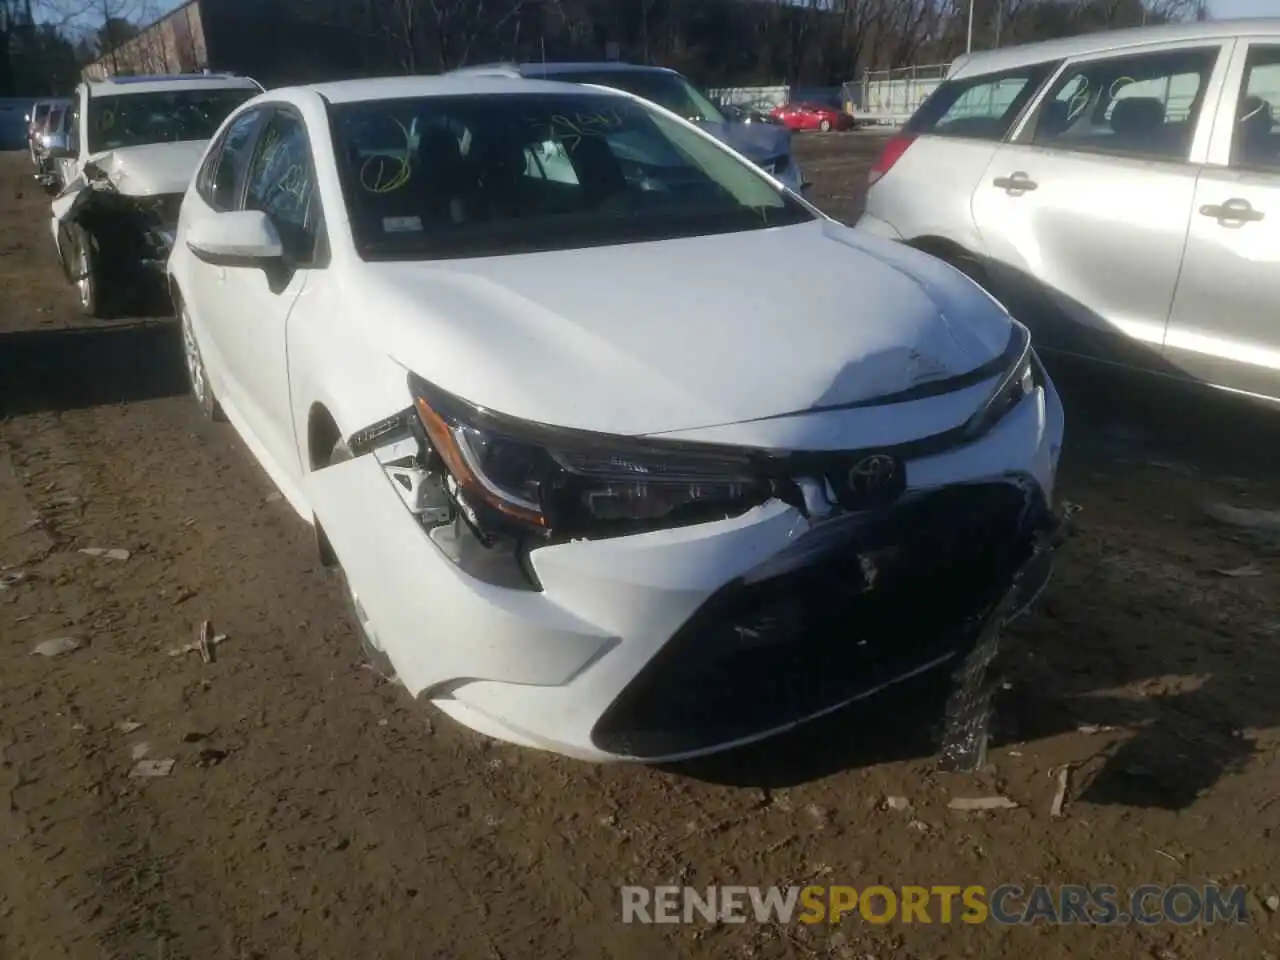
[
  {"xmin": 819, "ymin": 118, "xmax": 832, "ymax": 132},
  {"xmin": 68, "ymin": 224, "xmax": 107, "ymax": 318},
  {"xmin": 180, "ymin": 302, "xmax": 225, "ymax": 422}
]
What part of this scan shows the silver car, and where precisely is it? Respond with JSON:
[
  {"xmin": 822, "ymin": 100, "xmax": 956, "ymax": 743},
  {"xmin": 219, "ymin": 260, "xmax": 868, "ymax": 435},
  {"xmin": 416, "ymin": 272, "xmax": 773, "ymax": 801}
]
[
  {"xmin": 447, "ymin": 62, "xmax": 807, "ymax": 195},
  {"xmin": 857, "ymin": 19, "xmax": 1280, "ymax": 404}
]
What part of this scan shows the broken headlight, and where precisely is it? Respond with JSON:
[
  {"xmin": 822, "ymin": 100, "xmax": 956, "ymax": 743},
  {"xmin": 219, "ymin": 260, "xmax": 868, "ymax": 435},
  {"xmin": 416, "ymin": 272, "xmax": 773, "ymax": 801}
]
[
  {"xmin": 961, "ymin": 320, "xmax": 1039, "ymax": 441},
  {"xmin": 408, "ymin": 373, "xmax": 775, "ymax": 544}
]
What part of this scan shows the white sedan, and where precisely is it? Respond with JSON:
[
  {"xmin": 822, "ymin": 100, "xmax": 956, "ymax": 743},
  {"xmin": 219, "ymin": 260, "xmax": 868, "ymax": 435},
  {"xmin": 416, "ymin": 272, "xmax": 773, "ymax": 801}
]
[{"xmin": 168, "ymin": 75, "xmax": 1066, "ymax": 762}]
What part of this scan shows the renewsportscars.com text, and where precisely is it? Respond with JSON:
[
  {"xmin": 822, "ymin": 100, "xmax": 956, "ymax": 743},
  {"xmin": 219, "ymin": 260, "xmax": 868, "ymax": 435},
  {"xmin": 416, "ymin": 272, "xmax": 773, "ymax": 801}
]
[{"xmin": 620, "ymin": 884, "xmax": 1249, "ymax": 926}]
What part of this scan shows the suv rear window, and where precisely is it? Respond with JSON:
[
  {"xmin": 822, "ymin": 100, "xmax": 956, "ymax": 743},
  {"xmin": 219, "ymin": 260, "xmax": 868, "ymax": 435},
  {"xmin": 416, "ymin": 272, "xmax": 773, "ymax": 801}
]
[{"xmin": 905, "ymin": 61, "xmax": 1060, "ymax": 141}]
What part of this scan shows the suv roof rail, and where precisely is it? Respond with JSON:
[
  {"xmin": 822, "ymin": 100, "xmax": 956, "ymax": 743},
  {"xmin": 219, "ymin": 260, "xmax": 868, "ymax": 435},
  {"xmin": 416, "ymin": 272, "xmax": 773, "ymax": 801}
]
[
  {"xmin": 95, "ymin": 71, "xmax": 251, "ymax": 85},
  {"xmin": 447, "ymin": 62, "xmax": 524, "ymax": 78}
]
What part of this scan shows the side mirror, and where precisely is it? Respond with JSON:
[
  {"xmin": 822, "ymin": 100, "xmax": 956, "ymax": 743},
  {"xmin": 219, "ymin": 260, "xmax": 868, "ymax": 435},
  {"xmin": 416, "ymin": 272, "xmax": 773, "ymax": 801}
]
[{"xmin": 186, "ymin": 209, "xmax": 283, "ymax": 267}]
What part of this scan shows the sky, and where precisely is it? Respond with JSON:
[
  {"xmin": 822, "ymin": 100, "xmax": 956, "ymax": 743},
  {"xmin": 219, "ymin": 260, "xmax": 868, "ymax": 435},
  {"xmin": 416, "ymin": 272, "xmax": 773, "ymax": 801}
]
[
  {"xmin": 66, "ymin": 0, "xmax": 1280, "ymax": 33},
  {"xmin": 1211, "ymin": 0, "xmax": 1279, "ymax": 17},
  {"xmin": 138, "ymin": 0, "xmax": 1280, "ymax": 17},
  {"xmin": 119, "ymin": 0, "xmax": 1280, "ymax": 24}
]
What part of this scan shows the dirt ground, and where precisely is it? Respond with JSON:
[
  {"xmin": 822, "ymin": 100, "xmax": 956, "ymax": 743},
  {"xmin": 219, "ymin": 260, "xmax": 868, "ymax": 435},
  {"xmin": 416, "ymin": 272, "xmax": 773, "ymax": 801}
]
[{"xmin": 2, "ymin": 135, "xmax": 1280, "ymax": 960}]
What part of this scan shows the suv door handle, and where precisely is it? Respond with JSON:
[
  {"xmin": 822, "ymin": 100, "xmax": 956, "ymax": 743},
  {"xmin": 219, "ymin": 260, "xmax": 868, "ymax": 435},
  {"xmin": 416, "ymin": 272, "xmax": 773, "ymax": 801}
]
[
  {"xmin": 1199, "ymin": 198, "xmax": 1264, "ymax": 224},
  {"xmin": 993, "ymin": 172, "xmax": 1038, "ymax": 193}
]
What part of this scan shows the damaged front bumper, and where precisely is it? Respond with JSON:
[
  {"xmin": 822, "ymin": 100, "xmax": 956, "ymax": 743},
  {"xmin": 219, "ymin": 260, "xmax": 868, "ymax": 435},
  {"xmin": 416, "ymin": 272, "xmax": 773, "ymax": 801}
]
[
  {"xmin": 307, "ymin": 370, "xmax": 1066, "ymax": 762},
  {"xmin": 585, "ymin": 478, "xmax": 1066, "ymax": 761},
  {"xmin": 52, "ymin": 170, "xmax": 181, "ymax": 284}
]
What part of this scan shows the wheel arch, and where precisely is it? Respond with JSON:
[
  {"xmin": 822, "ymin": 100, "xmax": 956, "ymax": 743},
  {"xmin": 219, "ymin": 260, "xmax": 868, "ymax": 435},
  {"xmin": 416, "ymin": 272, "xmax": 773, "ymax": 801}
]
[
  {"xmin": 168, "ymin": 273, "xmax": 184, "ymax": 310},
  {"xmin": 307, "ymin": 401, "xmax": 342, "ymax": 567},
  {"xmin": 306, "ymin": 401, "xmax": 343, "ymax": 473},
  {"xmin": 905, "ymin": 235, "xmax": 991, "ymax": 287}
]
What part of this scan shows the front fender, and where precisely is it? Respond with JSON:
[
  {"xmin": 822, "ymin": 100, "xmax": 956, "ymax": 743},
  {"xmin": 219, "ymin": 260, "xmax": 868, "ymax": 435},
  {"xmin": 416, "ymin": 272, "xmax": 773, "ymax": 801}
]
[{"xmin": 285, "ymin": 274, "xmax": 415, "ymax": 477}]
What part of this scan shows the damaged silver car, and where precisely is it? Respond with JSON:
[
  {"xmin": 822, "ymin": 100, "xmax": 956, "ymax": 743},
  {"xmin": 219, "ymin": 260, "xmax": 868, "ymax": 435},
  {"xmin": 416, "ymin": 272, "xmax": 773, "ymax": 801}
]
[{"xmin": 48, "ymin": 73, "xmax": 263, "ymax": 317}]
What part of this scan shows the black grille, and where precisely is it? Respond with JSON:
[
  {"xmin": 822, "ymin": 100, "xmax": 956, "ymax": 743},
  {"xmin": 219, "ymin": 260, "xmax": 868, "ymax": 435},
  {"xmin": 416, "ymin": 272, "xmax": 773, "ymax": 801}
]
[{"xmin": 591, "ymin": 481, "xmax": 1045, "ymax": 759}]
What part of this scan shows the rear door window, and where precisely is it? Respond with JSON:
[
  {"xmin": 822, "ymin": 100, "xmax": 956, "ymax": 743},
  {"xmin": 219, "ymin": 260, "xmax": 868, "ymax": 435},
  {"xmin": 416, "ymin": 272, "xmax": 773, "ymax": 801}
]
[
  {"xmin": 905, "ymin": 61, "xmax": 1059, "ymax": 141},
  {"xmin": 1026, "ymin": 46, "xmax": 1222, "ymax": 163},
  {"xmin": 1231, "ymin": 44, "xmax": 1280, "ymax": 171}
]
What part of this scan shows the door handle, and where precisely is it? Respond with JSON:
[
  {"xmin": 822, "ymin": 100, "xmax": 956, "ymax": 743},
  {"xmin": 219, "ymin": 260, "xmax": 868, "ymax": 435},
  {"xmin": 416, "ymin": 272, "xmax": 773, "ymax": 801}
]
[
  {"xmin": 993, "ymin": 172, "xmax": 1038, "ymax": 193},
  {"xmin": 1199, "ymin": 198, "xmax": 1264, "ymax": 224}
]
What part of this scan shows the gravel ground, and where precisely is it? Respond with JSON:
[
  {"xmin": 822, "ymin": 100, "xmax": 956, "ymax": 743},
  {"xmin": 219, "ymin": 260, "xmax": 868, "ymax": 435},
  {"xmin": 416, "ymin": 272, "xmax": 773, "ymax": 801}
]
[{"xmin": 1, "ymin": 135, "xmax": 1279, "ymax": 960}]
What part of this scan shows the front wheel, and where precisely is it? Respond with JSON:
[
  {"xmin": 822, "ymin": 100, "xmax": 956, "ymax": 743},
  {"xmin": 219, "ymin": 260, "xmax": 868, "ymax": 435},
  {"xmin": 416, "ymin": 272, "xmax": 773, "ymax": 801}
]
[
  {"xmin": 67, "ymin": 224, "xmax": 107, "ymax": 318},
  {"xmin": 819, "ymin": 118, "xmax": 832, "ymax": 132},
  {"xmin": 180, "ymin": 302, "xmax": 225, "ymax": 422}
]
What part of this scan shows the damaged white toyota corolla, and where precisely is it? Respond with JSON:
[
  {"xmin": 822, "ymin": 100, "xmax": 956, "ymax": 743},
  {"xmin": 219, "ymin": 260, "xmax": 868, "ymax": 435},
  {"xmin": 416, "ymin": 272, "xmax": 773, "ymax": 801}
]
[{"xmin": 169, "ymin": 75, "xmax": 1067, "ymax": 762}]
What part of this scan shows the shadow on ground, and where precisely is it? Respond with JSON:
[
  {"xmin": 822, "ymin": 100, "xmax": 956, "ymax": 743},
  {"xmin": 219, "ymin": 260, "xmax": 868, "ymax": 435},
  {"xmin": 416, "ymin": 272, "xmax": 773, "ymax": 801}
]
[{"xmin": 0, "ymin": 319, "xmax": 188, "ymax": 417}]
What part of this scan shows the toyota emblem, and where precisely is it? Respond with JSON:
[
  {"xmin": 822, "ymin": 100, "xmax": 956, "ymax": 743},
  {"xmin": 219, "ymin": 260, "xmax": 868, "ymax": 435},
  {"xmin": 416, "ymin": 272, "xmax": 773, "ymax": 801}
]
[{"xmin": 847, "ymin": 454, "xmax": 898, "ymax": 494}]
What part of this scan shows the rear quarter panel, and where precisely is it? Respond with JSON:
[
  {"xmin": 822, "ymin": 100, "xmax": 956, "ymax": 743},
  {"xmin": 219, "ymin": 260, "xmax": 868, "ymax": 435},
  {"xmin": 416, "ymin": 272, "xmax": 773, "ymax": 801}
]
[{"xmin": 863, "ymin": 135, "xmax": 1001, "ymax": 254}]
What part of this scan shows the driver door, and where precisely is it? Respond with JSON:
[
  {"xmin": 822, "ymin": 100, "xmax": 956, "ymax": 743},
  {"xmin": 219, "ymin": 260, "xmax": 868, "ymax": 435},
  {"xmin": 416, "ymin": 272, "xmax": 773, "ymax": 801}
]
[{"xmin": 198, "ymin": 106, "xmax": 326, "ymax": 485}]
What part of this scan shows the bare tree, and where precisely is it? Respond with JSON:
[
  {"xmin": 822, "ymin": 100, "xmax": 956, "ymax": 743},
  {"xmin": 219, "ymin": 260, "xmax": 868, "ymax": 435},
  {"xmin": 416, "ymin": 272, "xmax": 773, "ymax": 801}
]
[{"xmin": 387, "ymin": 0, "xmax": 422, "ymax": 72}]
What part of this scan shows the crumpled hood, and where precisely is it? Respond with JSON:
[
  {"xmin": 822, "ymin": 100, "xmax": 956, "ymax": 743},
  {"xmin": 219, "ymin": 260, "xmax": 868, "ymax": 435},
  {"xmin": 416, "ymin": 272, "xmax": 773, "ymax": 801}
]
[
  {"xmin": 697, "ymin": 118, "xmax": 791, "ymax": 162},
  {"xmin": 365, "ymin": 219, "xmax": 1014, "ymax": 437},
  {"xmin": 83, "ymin": 140, "xmax": 207, "ymax": 197}
]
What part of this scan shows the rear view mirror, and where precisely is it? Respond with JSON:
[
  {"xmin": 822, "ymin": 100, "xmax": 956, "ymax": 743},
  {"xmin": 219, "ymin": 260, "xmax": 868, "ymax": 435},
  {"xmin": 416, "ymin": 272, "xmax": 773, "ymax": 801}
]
[{"xmin": 186, "ymin": 209, "xmax": 283, "ymax": 266}]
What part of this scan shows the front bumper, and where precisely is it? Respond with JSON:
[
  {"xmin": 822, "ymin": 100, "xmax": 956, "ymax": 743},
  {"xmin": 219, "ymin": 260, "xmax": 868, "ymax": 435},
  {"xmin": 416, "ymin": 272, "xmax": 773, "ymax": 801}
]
[
  {"xmin": 308, "ymin": 374, "xmax": 1065, "ymax": 762},
  {"xmin": 588, "ymin": 479, "xmax": 1060, "ymax": 760}
]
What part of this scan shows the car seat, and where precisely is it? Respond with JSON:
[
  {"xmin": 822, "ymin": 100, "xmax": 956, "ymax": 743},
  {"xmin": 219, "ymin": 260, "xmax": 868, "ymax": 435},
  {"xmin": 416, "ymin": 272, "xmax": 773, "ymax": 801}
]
[
  {"xmin": 568, "ymin": 135, "xmax": 628, "ymax": 210},
  {"xmin": 1109, "ymin": 96, "xmax": 1169, "ymax": 154},
  {"xmin": 1236, "ymin": 95, "xmax": 1275, "ymax": 167},
  {"xmin": 415, "ymin": 125, "xmax": 479, "ymax": 225},
  {"xmin": 1037, "ymin": 100, "xmax": 1072, "ymax": 139}
]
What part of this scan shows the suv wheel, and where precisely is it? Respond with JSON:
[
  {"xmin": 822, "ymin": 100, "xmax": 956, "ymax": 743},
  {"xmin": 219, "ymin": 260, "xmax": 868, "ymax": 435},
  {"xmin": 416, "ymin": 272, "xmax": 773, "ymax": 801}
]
[{"xmin": 70, "ymin": 224, "xmax": 99, "ymax": 316}]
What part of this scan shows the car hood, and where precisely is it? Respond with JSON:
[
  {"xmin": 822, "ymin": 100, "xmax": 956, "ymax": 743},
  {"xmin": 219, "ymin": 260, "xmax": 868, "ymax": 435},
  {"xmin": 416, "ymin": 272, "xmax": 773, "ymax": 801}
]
[
  {"xmin": 82, "ymin": 140, "xmax": 207, "ymax": 197},
  {"xmin": 696, "ymin": 118, "xmax": 791, "ymax": 161},
  {"xmin": 366, "ymin": 219, "xmax": 1014, "ymax": 438}
]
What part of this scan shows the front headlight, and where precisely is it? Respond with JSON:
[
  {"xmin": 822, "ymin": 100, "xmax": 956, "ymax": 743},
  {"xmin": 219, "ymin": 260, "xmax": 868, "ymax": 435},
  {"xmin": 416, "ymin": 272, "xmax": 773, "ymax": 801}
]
[
  {"xmin": 408, "ymin": 374, "xmax": 776, "ymax": 543},
  {"xmin": 961, "ymin": 321, "xmax": 1040, "ymax": 441}
]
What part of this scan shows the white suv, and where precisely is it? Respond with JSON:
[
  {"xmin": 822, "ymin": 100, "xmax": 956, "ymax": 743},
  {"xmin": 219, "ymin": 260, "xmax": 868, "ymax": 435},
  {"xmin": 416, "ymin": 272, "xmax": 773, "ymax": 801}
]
[
  {"xmin": 858, "ymin": 19, "xmax": 1280, "ymax": 404},
  {"xmin": 48, "ymin": 72, "xmax": 262, "ymax": 317}
]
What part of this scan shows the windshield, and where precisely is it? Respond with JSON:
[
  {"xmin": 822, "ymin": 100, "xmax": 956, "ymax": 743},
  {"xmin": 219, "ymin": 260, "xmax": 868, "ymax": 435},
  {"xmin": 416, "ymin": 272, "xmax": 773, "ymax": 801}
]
[
  {"xmin": 86, "ymin": 88, "xmax": 257, "ymax": 153},
  {"xmin": 329, "ymin": 92, "xmax": 812, "ymax": 262},
  {"xmin": 543, "ymin": 69, "xmax": 727, "ymax": 124}
]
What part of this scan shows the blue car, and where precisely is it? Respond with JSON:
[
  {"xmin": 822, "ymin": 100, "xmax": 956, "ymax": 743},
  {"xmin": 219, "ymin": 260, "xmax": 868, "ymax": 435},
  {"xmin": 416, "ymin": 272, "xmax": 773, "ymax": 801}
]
[{"xmin": 448, "ymin": 61, "xmax": 807, "ymax": 195}]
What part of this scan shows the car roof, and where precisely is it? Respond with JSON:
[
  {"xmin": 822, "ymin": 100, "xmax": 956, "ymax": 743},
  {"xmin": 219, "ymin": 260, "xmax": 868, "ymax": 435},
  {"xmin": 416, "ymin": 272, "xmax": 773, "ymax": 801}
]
[
  {"xmin": 299, "ymin": 73, "xmax": 628, "ymax": 104},
  {"xmin": 86, "ymin": 73, "xmax": 261, "ymax": 96},
  {"xmin": 453, "ymin": 61, "xmax": 678, "ymax": 77},
  {"xmin": 950, "ymin": 17, "xmax": 1280, "ymax": 78}
]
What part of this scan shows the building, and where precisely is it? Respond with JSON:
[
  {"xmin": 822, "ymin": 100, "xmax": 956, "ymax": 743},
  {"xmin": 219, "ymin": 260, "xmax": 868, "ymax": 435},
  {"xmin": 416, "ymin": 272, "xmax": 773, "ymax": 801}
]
[
  {"xmin": 81, "ymin": 0, "xmax": 383, "ymax": 87},
  {"xmin": 83, "ymin": 1, "xmax": 209, "ymax": 80}
]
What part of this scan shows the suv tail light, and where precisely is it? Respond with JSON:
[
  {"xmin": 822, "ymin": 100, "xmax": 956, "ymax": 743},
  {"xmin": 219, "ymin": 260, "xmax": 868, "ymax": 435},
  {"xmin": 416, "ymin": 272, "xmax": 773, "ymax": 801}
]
[{"xmin": 869, "ymin": 134, "xmax": 916, "ymax": 186}]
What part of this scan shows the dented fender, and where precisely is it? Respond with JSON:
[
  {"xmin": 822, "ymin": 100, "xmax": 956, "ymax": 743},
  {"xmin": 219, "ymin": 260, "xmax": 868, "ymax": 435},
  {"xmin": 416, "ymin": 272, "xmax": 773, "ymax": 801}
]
[
  {"xmin": 304, "ymin": 452, "xmax": 614, "ymax": 697},
  {"xmin": 51, "ymin": 171, "xmax": 97, "ymax": 225},
  {"xmin": 50, "ymin": 153, "xmax": 185, "ymax": 281}
]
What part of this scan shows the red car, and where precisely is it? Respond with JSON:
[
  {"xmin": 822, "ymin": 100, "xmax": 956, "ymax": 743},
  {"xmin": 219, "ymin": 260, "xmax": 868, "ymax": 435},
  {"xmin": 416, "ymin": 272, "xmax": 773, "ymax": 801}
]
[{"xmin": 770, "ymin": 101, "xmax": 855, "ymax": 133}]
